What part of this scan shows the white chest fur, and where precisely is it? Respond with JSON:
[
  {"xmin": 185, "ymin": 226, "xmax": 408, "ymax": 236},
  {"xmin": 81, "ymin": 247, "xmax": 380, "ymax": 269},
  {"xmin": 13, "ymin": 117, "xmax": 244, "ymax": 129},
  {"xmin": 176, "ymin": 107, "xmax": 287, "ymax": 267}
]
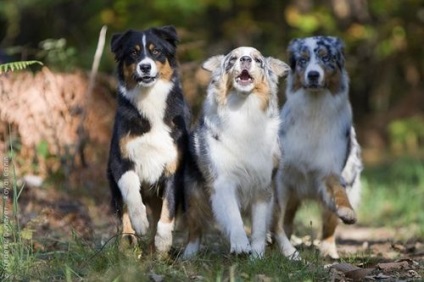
[
  {"xmin": 122, "ymin": 80, "xmax": 178, "ymax": 184},
  {"xmin": 281, "ymin": 89, "xmax": 351, "ymax": 176},
  {"xmin": 207, "ymin": 92, "xmax": 280, "ymax": 188}
]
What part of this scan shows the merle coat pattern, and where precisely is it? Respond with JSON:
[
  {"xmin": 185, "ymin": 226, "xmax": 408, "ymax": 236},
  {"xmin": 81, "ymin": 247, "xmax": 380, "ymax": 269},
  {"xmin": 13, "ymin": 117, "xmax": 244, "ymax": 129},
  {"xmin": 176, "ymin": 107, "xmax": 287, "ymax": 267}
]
[{"xmin": 273, "ymin": 36, "xmax": 362, "ymax": 260}]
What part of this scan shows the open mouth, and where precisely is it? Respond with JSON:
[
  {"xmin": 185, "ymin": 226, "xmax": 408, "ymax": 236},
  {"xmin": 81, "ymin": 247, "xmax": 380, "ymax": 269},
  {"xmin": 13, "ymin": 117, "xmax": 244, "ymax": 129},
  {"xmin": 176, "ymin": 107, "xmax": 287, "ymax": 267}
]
[
  {"xmin": 135, "ymin": 75, "xmax": 157, "ymax": 84},
  {"xmin": 235, "ymin": 70, "xmax": 253, "ymax": 86},
  {"xmin": 304, "ymin": 83, "xmax": 324, "ymax": 90}
]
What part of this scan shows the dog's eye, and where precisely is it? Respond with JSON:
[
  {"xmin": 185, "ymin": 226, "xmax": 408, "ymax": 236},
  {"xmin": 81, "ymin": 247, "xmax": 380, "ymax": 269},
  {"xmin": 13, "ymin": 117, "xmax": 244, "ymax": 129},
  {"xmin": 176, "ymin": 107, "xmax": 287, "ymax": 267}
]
[
  {"xmin": 298, "ymin": 58, "xmax": 308, "ymax": 65},
  {"xmin": 152, "ymin": 48, "xmax": 161, "ymax": 55},
  {"xmin": 255, "ymin": 58, "xmax": 262, "ymax": 64},
  {"xmin": 322, "ymin": 55, "xmax": 331, "ymax": 62},
  {"xmin": 130, "ymin": 49, "xmax": 139, "ymax": 57}
]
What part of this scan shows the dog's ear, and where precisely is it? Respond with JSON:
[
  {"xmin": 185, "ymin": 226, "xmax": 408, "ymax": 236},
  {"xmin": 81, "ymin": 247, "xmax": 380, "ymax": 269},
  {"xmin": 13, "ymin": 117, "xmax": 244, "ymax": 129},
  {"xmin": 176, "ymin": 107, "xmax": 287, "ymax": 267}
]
[
  {"xmin": 111, "ymin": 30, "xmax": 134, "ymax": 60},
  {"xmin": 331, "ymin": 37, "xmax": 346, "ymax": 70},
  {"xmin": 152, "ymin": 25, "xmax": 179, "ymax": 48},
  {"xmin": 267, "ymin": 57, "xmax": 290, "ymax": 78},
  {"xmin": 202, "ymin": 55, "xmax": 224, "ymax": 72},
  {"xmin": 287, "ymin": 39, "xmax": 301, "ymax": 70}
]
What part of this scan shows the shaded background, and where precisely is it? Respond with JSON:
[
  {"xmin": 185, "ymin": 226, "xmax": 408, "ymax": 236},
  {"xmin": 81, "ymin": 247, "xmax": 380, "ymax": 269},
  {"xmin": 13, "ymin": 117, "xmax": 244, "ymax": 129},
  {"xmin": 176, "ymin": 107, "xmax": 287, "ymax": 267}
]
[
  {"xmin": 2, "ymin": 0, "xmax": 424, "ymax": 162},
  {"xmin": 0, "ymin": 0, "xmax": 424, "ymax": 253}
]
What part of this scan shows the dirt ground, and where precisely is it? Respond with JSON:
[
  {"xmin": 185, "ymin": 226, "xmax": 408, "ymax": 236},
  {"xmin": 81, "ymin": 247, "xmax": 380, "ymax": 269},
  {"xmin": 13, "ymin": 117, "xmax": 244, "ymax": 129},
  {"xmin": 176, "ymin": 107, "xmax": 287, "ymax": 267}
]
[{"xmin": 9, "ymin": 179, "xmax": 424, "ymax": 281}]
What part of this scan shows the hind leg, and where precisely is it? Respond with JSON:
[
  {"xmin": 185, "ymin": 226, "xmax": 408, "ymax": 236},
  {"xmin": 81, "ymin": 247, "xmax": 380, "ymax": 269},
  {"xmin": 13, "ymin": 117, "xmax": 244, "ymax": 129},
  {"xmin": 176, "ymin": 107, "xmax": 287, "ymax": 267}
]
[
  {"xmin": 283, "ymin": 197, "xmax": 300, "ymax": 239},
  {"xmin": 320, "ymin": 207, "xmax": 340, "ymax": 259},
  {"xmin": 182, "ymin": 178, "xmax": 205, "ymax": 259},
  {"xmin": 182, "ymin": 224, "xmax": 202, "ymax": 259}
]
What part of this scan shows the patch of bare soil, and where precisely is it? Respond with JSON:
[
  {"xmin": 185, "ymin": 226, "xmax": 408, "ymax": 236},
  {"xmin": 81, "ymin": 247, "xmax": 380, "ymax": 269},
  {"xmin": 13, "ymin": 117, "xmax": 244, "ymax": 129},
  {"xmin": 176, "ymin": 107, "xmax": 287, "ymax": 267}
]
[{"xmin": 327, "ymin": 225, "xmax": 424, "ymax": 281}]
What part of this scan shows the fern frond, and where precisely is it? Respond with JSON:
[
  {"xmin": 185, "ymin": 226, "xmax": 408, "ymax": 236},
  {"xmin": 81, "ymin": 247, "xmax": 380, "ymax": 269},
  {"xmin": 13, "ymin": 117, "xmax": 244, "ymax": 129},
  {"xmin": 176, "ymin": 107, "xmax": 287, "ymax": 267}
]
[{"xmin": 0, "ymin": 60, "xmax": 43, "ymax": 74}]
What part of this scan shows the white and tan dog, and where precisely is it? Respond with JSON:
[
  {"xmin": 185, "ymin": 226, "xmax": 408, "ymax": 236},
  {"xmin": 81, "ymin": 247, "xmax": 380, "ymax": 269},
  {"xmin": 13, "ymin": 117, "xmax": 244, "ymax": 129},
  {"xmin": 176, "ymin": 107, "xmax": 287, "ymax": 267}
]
[
  {"xmin": 273, "ymin": 36, "xmax": 362, "ymax": 260},
  {"xmin": 182, "ymin": 47, "xmax": 289, "ymax": 259}
]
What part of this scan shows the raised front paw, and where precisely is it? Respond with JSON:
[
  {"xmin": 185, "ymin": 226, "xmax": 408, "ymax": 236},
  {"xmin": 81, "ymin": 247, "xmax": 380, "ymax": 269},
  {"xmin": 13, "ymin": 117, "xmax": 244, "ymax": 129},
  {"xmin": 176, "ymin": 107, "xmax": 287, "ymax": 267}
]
[{"xmin": 336, "ymin": 206, "xmax": 357, "ymax": 225}]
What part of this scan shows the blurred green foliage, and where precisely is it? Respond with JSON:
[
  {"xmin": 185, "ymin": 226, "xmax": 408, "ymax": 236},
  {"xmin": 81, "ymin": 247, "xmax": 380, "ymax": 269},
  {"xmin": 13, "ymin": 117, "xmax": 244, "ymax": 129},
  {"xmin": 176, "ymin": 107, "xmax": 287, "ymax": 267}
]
[
  {"xmin": 388, "ymin": 116, "xmax": 424, "ymax": 154},
  {"xmin": 0, "ymin": 0, "xmax": 423, "ymax": 122}
]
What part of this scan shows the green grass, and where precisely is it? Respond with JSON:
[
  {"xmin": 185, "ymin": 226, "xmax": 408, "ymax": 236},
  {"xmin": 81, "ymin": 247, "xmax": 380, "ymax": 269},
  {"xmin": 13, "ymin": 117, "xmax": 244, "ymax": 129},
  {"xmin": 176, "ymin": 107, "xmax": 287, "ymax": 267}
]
[
  {"xmin": 1, "ymin": 156, "xmax": 423, "ymax": 280},
  {"xmin": 0, "ymin": 234, "xmax": 329, "ymax": 281},
  {"xmin": 359, "ymin": 156, "xmax": 424, "ymax": 237}
]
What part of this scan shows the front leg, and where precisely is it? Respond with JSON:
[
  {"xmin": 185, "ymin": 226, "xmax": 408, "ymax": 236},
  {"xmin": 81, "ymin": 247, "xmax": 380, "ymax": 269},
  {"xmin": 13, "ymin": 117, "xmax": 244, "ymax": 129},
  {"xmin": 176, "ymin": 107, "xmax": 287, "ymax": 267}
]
[
  {"xmin": 322, "ymin": 174, "xmax": 356, "ymax": 224},
  {"xmin": 118, "ymin": 170, "xmax": 149, "ymax": 236},
  {"xmin": 154, "ymin": 176, "xmax": 177, "ymax": 254},
  {"xmin": 250, "ymin": 190, "xmax": 273, "ymax": 258},
  {"xmin": 273, "ymin": 174, "xmax": 301, "ymax": 260},
  {"xmin": 211, "ymin": 177, "xmax": 251, "ymax": 255}
]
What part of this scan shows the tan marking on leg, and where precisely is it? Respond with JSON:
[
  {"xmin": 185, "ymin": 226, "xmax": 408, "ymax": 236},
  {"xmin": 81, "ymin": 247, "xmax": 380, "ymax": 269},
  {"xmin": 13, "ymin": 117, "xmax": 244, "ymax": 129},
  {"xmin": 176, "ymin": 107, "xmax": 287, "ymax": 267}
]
[
  {"xmin": 320, "ymin": 208, "xmax": 339, "ymax": 259},
  {"xmin": 325, "ymin": 174, "xmax": 356, "ymax": 224},
  {"xmin": 154, "ymin": 197, "xmax": 175, "ymax": 255},
  {"xmin": 121, "ymin": 206, "xmax": 138, "ymax": 247},
  {"xmin": 164, "ymin": 146, "xmax": 179, "ymax": 177},
  {"xmin": 158, "ymin": 197, "xmax": 172, "ymax": 224},
  {"xmin": 122, "ymin": 207, "xmax": 136, "ymax": 235},
  {"xmin": 119, "ymin": 133, "xmax": 133, "ymax": 159}
]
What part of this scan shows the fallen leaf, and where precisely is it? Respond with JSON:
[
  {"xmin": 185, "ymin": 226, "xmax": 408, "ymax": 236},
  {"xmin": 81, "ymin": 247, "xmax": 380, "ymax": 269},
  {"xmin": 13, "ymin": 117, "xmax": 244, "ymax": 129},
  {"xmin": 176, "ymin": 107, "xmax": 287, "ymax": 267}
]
[
  {"xmin": 345, "ymin": 268, "xmax": 375, "ymax": 280},
  {"xmin": 377, "ymin": 261, "xmax": 410, "ymax": 271}
]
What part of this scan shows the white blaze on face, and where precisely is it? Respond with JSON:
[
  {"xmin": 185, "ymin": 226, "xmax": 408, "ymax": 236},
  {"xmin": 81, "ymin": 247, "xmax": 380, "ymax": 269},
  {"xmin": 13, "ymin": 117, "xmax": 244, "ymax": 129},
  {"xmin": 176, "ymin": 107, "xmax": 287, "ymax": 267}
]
[
  {"xmin": 231, "ymin": 47, "xmax": 262, "ymax": 93},
  {"xmin": 303, "ymin": 38, "xmax": 324, "ymax": 87},
  {"xmin": 136, "ymin": 34, "xmax": 158, "ymax": 86}
]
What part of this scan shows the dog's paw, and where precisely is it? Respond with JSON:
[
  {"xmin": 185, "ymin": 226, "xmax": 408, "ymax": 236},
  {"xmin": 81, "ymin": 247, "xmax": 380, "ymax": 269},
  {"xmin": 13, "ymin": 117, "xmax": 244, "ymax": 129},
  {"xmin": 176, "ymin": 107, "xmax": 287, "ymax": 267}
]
[
  {"xmin": 182, "ymin": 238, "xmax": 201, "ymax": 260},
  {"xmin": 282, "ymin": 246, "xmax": 301, "ymax": 261},
  {"xmin": 250, "ymin": 239, "xmax": 266, "ymax": 259},
  {"xmin": 336, "ymin": 206, "xmax": 357, "ymax": 224},
  {"xmin": 129, "ymin": 205, "xmax": 149, "ymax": 235},
  {"xmin": 154, "ymin": 221, "xmax": 173, "ymax": 254},
  {"xmin": 120, "ymin": 233, "xmax": 138, "ymax": 249},
  {"xmin": 320, "ymin": 240, "xmax": 339, "ymax": 260},
  {"xmin": 230, "ymin": 234, "xmax": 252, "ymax": 255}
]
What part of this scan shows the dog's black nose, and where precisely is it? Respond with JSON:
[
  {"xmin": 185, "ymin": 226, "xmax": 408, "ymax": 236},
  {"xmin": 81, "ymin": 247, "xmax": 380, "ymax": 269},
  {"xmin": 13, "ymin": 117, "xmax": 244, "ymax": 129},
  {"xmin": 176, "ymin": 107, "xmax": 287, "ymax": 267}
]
[
  {"xmin": 240, "ymin": 56, "xmax": 252, "ymax": 63},
  {"xmin": 307, "ymin": 70, "xmax": 320, "ymax": 80},
  {"xmin": 139, "ymin": 64, "xmax": 151, "ymax": 73}
]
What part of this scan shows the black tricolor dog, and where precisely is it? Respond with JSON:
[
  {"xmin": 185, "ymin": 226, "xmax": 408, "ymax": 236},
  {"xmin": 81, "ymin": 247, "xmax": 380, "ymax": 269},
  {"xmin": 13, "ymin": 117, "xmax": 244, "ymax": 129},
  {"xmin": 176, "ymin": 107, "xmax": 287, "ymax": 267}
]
[{"xmin": 107, "ymin": 25, "xmax": 190, "ymax": 255}]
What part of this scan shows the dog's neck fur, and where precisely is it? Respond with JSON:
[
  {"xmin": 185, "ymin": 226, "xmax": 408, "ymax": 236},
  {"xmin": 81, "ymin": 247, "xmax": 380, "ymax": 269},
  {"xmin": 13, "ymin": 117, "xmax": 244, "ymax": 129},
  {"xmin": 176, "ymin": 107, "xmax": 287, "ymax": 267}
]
[
  {"xmin": 119, "ymin": 79, "xmax": 173, "ymax": 119},
  {"xmin": 286, "ymin": 87, "xmax": 351, "ymax": 120}
]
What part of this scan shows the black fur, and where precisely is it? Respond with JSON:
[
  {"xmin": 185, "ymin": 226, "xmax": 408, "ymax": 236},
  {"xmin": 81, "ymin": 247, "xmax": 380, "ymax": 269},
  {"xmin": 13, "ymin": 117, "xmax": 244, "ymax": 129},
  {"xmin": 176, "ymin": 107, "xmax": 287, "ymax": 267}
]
[{"xmin": 107, "ymin": 26, "xmax": 190, "ymax": 245}]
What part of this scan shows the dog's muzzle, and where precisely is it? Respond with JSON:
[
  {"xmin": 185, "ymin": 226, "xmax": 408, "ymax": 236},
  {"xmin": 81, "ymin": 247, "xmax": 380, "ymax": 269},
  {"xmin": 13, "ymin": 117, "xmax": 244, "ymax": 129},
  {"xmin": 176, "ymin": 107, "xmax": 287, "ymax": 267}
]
[
  {"xmin": 136, "ymin": 62, "xmax": 158, "ymax": 85},
  {"xmin": 236, "ymin": 69, "xmax": 253, "ymax": 86},
  {"xmin": 305, "ymin": 70, "xmax": 323, "ymax": 90}
]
